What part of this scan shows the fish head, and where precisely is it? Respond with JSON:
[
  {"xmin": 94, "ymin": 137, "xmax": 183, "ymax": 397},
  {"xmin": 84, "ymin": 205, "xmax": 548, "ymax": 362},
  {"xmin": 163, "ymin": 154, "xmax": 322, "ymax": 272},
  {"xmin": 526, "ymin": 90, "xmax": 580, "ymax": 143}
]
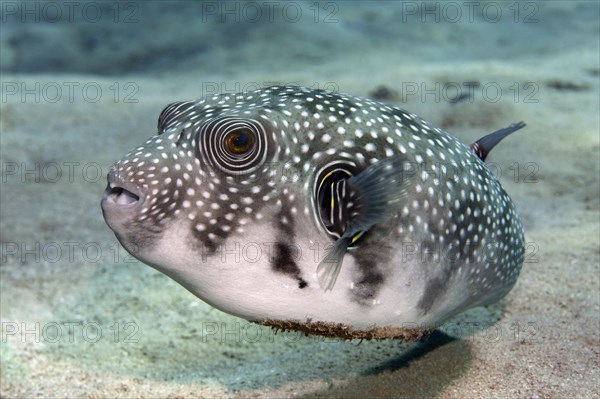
[{"xmin": 101, "ymin": 91, "xmax": 335, "ymax": 320}]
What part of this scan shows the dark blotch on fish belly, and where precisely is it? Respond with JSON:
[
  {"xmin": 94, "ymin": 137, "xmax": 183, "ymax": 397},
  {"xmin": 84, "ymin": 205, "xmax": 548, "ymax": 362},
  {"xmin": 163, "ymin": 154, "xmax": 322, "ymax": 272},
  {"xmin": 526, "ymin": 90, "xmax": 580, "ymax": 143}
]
[
  {"xmin": 349, "ymin": 251, "xmax": 385, "ymax": 305},
  {"xmin": 272, "ymin": 242, "xmax": 307, "ymax": 289},
  {"xmin": 270, "ymin": 203, "xmax": 307, "ymax": 289},
  {"xmin": 417, "ymin": 275, "xmax": 449, "ymax": 314},
  {"xmin": 415, "ymin": 242, "xmax": 454, "ymax": 314}
]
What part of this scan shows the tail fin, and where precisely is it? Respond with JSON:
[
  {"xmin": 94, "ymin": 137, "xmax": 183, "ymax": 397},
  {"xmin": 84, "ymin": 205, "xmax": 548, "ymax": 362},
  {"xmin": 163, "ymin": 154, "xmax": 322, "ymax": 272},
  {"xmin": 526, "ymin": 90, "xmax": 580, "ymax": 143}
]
[{"xmin": 471, "ymin": 121, "xmax": 526, "ymax": 161}]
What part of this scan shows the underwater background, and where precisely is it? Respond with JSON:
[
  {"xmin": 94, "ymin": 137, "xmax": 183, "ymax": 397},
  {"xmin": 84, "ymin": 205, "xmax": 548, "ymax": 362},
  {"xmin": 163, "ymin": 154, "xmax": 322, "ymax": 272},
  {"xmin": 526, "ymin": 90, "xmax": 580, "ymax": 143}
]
[{"xmin": 1, "ymin": 1, "xmax": 599, "ymax": 397}]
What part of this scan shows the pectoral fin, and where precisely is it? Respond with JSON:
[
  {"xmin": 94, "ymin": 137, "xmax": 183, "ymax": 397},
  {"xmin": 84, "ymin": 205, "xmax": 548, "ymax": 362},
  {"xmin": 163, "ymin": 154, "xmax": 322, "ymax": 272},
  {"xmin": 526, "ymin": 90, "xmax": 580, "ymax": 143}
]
[{"xmin": 316, "ymin": 155, "xmax": 412, "ymax": 291}]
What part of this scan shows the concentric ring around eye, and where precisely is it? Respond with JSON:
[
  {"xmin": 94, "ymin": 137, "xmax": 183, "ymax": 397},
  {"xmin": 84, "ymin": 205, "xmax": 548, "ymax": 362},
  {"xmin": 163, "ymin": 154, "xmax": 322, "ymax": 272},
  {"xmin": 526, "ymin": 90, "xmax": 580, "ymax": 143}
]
[{"xmin": 199, "ymin": 117, "xmax": 268, "ymax": 175}]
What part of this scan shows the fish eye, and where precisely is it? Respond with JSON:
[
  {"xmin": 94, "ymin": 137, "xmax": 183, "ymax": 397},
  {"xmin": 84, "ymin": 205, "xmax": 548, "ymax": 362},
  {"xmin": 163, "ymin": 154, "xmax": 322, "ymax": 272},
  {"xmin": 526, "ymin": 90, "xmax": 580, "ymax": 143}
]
[
  {"xmin": 225, "ymin": 129, "xmax": 255, "ymax": 155},
  {"xmin": 199, "ymin": 117, "xmax": 268, "ymax": 175}
]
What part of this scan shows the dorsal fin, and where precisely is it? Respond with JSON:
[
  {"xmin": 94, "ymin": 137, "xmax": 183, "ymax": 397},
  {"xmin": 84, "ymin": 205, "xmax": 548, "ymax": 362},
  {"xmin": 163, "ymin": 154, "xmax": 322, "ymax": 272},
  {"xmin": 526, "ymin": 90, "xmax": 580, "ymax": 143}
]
[{"xmin": 471, "ymin": 121, "xmax": 526, "ymax": 161}]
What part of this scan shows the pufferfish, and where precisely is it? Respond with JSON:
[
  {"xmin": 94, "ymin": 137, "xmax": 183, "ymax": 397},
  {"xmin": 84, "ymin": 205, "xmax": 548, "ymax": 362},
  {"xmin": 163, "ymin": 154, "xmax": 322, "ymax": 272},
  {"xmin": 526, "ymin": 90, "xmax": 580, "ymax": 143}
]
[{"xmin": 101, "ymin": 86, "xmax": 525, "ymax": 340}]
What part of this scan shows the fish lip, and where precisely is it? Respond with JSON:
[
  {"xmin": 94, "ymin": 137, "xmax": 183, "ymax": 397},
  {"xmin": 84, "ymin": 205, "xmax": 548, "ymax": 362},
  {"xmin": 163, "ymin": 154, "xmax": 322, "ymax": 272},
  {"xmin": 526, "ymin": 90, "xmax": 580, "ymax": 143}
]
[{"xmin": 101, "ymin": 169, "xmax": 145, "ymax": 211}]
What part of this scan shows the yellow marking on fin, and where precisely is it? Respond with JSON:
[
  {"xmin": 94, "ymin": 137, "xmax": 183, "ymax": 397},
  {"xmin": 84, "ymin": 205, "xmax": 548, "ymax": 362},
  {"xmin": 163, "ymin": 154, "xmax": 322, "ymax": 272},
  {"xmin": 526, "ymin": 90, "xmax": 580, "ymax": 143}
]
[{"xmin": 351, "ymin": 231, "xmax": 365, "ymax": 244}]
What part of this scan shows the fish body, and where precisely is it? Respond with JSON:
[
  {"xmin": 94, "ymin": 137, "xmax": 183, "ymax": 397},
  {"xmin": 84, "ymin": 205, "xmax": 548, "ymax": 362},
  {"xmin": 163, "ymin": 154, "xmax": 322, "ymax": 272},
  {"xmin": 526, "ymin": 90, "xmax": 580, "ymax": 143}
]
[{"xmin": 101, "ymin": 86, "xmax": 525, "ymax": 339}]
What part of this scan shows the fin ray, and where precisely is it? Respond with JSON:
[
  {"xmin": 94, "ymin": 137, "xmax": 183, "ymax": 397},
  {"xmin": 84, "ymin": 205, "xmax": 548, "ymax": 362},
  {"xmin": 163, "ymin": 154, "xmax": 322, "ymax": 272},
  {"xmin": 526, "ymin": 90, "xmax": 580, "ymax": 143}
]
[
  {"xmin": 317, "ymin": 237, "xmax": 352, "ymax": 291},
  {"xmin": 346, "ymin": 155, "xmax": 412, "ymax": 231}
]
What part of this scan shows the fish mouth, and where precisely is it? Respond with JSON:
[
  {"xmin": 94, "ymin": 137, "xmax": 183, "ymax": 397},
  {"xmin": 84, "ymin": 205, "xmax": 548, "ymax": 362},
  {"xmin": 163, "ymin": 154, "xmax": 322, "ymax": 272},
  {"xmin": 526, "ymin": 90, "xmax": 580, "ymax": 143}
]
[
  {"xmin": 102, "ymin": 181, "xmax": 141, "ymax": 206},
  {"xmin": 101, "ymin": 170, "xmax": 144, "ymax": 211}
]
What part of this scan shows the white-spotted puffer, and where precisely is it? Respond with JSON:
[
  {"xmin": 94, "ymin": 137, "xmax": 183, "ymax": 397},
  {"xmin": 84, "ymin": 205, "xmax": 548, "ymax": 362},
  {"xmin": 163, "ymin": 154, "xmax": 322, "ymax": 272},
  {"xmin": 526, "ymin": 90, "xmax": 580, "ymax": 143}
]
[{"xmin": 101, "ymin": 86, "xmax": 525, "ymax": 340}]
